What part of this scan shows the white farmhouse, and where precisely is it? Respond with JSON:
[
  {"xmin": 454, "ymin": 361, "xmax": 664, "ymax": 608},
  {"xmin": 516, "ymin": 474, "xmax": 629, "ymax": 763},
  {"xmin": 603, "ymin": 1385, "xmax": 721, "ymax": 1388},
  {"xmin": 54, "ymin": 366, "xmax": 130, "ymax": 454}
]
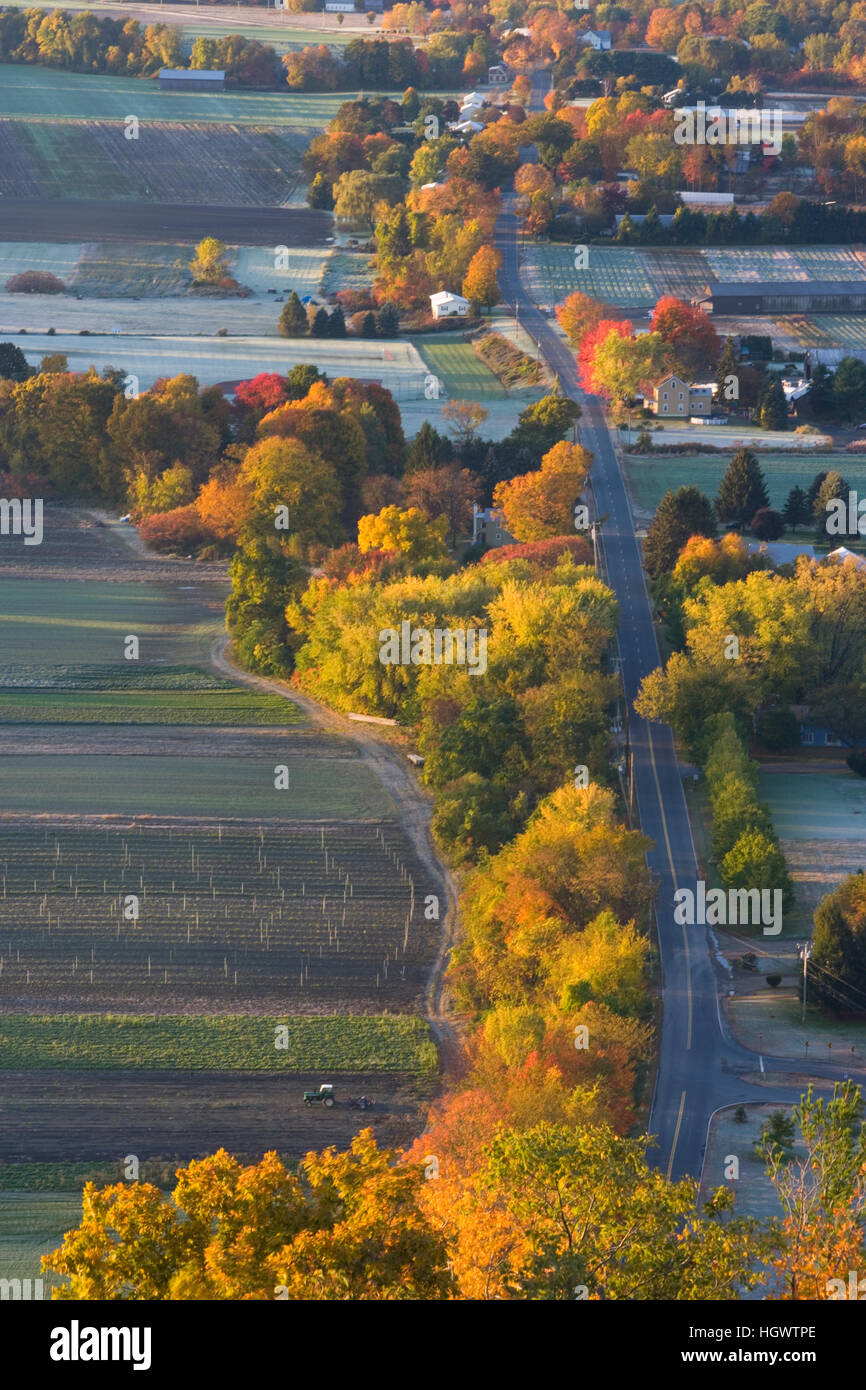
[{"xmin": 430, "ymin": 291, "xmax": 470, "ymax": 319}]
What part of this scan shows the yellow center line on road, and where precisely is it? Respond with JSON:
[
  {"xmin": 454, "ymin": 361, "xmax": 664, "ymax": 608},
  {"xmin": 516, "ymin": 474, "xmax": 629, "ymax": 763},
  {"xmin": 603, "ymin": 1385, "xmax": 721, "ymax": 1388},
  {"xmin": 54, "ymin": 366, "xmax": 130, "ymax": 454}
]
[{"xmin": 666, "ymin": 1089, "xmax": 687, "ymax": 1180}]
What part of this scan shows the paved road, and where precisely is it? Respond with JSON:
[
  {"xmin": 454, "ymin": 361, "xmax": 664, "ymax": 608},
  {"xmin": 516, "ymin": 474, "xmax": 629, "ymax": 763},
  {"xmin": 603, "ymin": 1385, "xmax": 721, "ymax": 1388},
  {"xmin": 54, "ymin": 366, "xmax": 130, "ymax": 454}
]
[{"xmin": 495, "ymin": 71, "xmax": 866, "ymax": 1181}]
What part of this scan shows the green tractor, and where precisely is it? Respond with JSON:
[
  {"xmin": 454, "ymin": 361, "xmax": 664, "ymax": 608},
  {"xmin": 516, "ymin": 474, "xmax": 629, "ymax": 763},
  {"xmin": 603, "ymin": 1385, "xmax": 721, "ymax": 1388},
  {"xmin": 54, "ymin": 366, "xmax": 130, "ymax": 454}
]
[{"xmin": 303, "ymin": 1083, "xmax": 335, "ymax": 1108}]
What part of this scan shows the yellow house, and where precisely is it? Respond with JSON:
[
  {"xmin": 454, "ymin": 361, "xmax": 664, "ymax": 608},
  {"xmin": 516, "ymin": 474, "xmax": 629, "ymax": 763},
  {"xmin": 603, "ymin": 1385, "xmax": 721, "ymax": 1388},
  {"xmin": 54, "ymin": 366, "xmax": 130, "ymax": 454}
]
[{"xmin": 647, "ymin": 374, "xmax": 714, "ymax": 418}]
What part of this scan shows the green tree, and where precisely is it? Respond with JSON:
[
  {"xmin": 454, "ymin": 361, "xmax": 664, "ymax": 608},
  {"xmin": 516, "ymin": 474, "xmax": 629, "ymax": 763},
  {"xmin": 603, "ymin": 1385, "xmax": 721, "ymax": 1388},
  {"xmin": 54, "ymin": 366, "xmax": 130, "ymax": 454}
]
[
  {"xmin": 405, "ymin": 420, "xmax": 452, "ymax": 473},
  {"xmin": 814, "ymin": 470, "xmax": 850, "ymax": 541},
  {"xmin": 376, "ymin": 302, "xmax": 399, "ymax": 337},
  {"xmin": 715, "ymin": 336, "xmax": 740, "ymax": 403},
  {"xmin": 810, "ymin": 874, "xmax": 866, "ymax": 1015},
  {"xmin": 758, "ymin": 373, "xmax": 788, "ymax": 431},
  {"xmin": 720, "ymin": 828, "xmax": 794, "ymax": 911},
  {"xmin": 481, "ymin": 1122, "xmax": 763, "ymax": 1299},
  {"xmin": 782, "ymin": 485, "xmax": 810, "ymax": 532},
  {"xmin": 509, "ymin": 390, "xmax": 581, "ymax": 455},
  {"xmin": 0, "ymin": 341, "xmax": 30, "ymax": 381},
  {"xmin": 714, "ymin": 449, "xmax": 770, "ymax": 530},
  {"xmin": 643, "ymin": 487, "xmax": 716, "ymax": 580},
  {"xmin": 278, "ymin": 291, "xmax": 308, "ymax": 338},
  {"xmin": 832, "ymin": 356, "xmax": 866, "ymax": 422}
]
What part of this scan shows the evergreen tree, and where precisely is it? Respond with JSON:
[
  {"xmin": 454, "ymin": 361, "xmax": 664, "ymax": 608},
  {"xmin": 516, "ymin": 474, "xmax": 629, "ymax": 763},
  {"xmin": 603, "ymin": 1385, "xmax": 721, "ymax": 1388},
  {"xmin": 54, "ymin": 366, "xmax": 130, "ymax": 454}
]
[
  {"xmin": 782, "ymin": 485, "xmax": 810, "ymax": 531},
  {"xmin": 758, "ymin": 373, "xmax": 788, "ymax": 430},
  {"xmin": 643, "ymin": 486, "xmax": 716, "ymax": 579},
  {"xmin": 327, "ymin": 305, "xmax": 347, "ymax": 338},
  {"xmin": 809, "ymin": 362, "xmax": 834, "ymax": 416},
  {"xmin": 376, "ymin": 302, "xmax": 400, "ymax": 337},
  {"xmin": 832, "ymin": 356, "xmax": 866, "ymax": 421},
  {"xmin": 715, "ymin": 337, "xmax": 740, "ymax": 403},
  {"xmin": 806, "ymin": 470, "xmax": 828, "ymax": 516},
  {"xmin": 0, "ymin": 341, "xmax": 30, "ymax": 381},
  {"xmin": 310, "ymin": 307, "xmax": 330, "ymax": 337},
  {"xmin": 714, "ymin": 449, "xmax": 770, "ymax": 530},
  {"xmin": 361, "ymin": 311, "xmax": 377, "ymax": 338},
  {"xmin": 405, "ymin": 420, "xmax": 453, "ymax": 473},
  {"xmin": 278, "ymin": 291, "xmax": 308, "ymax": 338}
]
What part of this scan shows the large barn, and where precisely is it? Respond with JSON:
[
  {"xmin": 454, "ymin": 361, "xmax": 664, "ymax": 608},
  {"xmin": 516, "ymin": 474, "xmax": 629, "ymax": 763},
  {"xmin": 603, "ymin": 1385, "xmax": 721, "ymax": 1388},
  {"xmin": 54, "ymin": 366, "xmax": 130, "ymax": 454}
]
[
  {"xmin": 159, "ymin": 69, "xmax": 226, "ymax": 92},
  {"xmin": 696, "ymin": 281, "xmax": 866, "ymax": 315}
]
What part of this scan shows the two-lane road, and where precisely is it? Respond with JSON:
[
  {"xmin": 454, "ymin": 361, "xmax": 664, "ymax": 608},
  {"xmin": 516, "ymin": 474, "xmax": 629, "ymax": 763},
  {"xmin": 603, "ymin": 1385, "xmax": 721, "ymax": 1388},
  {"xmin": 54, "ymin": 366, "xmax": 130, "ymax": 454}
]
[{"xmin": 495, "ymin": 93, "xmax": 866, "ymax": 1176}]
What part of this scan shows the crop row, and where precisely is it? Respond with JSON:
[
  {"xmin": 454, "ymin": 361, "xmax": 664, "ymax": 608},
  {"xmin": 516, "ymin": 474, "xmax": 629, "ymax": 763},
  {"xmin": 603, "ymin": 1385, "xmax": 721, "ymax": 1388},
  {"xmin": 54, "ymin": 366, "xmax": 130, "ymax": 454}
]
[{"xmin": 0, "ymin": 1014, "xmax": 439, "ymax": 1073}]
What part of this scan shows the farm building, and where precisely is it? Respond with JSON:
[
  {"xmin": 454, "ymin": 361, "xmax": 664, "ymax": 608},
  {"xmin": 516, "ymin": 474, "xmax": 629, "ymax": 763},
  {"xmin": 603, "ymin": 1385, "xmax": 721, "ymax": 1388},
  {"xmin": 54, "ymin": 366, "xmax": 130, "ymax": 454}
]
[
  {"xmin": 646, "ymin": 374, "xmax": 713, "ymax": 417},
  {"xmin": 577, "ymin": 28, "xmax": 612, "ymax": 48},
  {"xmin": 488, "ymin": 64, "xmax": 509, "ymax": 83},
  {"xmin": 473, "ymin": 506, "xmax": 516, "ymax": 547},
  {"xmin": 159, "ymin": 69, "xmax": 225, "ymax": 91},
  {"xmin": 430, "ymin": 291, "xmax": 470, "ymax": 319},
  {"xmin": 696, "ymin": 281, "xmax": 866, "ymax": 315}
]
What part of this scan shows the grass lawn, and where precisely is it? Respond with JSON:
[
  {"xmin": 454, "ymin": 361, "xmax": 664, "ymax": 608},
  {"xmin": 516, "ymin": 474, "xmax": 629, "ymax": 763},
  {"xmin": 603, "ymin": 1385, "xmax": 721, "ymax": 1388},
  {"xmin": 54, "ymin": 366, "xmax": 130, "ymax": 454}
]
[
  {"xmin": 0, "ymin": 579, "xmax": 222, "ymax": 675},
  {"xmin": 0, "ymin": 689, "xmax": 302, "ymax": 725},
  {"xmin": 727, "ymin": 991, "xmax": 866, "ymax": 1061},
  {"xmin": 411, "ymin": 335, "xmax": 510, "ymax": 401},
  {"xmin": 700, "ymin": 1102, "xmax": 803, "ymax": 1223},
  {"xmin": 759, "ymin": 770, "xmax": 866, "ymax": 844},
  {"xmin": 623, "ymin": 452, "xmax": 866, "ymax": 517},
  {"xmin": 0, "ymin": 753, "xmax": 394, "ymax": 817}
]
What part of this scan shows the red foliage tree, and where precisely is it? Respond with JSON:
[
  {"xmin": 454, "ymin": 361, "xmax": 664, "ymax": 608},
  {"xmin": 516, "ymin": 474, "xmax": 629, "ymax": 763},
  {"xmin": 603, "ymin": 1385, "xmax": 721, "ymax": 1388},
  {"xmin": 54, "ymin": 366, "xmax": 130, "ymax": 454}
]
[
  {"xmin": 576, "ymin": 318, "xmax": 632, "ymax": 393},
  {"xmin": 650, "ymin": 295, "xmax": 721, "ymax": 375}
]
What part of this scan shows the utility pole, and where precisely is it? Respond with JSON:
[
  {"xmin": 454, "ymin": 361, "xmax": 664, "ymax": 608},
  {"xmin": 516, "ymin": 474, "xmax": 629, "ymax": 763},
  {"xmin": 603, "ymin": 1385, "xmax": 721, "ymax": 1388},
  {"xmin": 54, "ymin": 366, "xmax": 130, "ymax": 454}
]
[{"xmin": 799, "ymin": 941, "xmax": 812, "ymax": 1024}]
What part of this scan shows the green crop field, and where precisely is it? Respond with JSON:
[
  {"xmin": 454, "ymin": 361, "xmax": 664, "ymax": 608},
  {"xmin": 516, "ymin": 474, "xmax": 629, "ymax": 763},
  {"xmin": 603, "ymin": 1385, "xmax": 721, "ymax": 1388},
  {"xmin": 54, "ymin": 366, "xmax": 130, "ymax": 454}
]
[
  {"xmin": 623, "ymin": 452, "xmax": 866, "ymax": 517},
  {"xmin": 0, "ymin": 689, "xmax": 301, "ymax": 725},
  {"xmin": 411, "ymin": 336, "xmax": 509, "ymax": 401},
  {"xmin": 0, "ymin": 579, "xmax": 223, "ymax": 676},
  {"xmin": 0, "ymin": 1160, "xmax": 177, "ymax": 1191},
  {"xmin": 0, "ymin": 819, "xmax": 436, "ymax": 1006},
  {"xmin": 0, "ymin": 63, "xmax": 352, "ymax": 126},
  {"xmin": 0, "ymin": 1191, "xmax": 82, "ymax": 1287},
  {"xmin": 0, "ymin": 753, "xmax": 394, "ymax": 817},
  {"xmin": 0, "ymin": 1014, "xmax": 438, "ymax": 1072}
]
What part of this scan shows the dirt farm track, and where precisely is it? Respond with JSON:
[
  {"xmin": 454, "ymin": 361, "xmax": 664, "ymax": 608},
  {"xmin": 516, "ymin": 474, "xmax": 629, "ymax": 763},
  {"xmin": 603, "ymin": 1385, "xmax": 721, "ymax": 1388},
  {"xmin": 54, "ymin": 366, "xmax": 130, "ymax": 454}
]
[{"xmin": 0, "ymin": 199, "xmax": 333, "ymax": 246}]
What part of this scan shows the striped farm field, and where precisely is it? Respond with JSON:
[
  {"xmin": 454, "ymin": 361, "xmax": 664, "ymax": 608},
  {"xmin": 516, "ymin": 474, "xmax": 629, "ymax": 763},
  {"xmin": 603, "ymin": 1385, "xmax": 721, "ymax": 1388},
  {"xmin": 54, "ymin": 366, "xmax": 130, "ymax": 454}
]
[
  {"xmin": 0, "ymin": 752, "xmax": 393, "ymax": 817},
  {"xmin": 0, "ymin": 819, "xmax": 436, "ymax": 1008},
  {"xmin": 0, "ymin": 1015, "xmax": 438, "ymax": 1072},
  {"xmin": 706, "ymin": 245, "xmax": 866, "ymax": 284},
  {"xmin": 527, "ymin": 244, "xmax": 656, "ymax": 309},
  {"xmin": 0, "ymin": 578, "xmax": 223, "ymax": 674},
  {"xmin": 0, "ymin": 689, "xmax": 301, "ymax": 725},
  {"xmin": 0, "ymin": 63, "xmax": 352, "ymax": 126},
  {"xmin": 411, "ymin": 336, "xmax": 508, "ymax": 400}
]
